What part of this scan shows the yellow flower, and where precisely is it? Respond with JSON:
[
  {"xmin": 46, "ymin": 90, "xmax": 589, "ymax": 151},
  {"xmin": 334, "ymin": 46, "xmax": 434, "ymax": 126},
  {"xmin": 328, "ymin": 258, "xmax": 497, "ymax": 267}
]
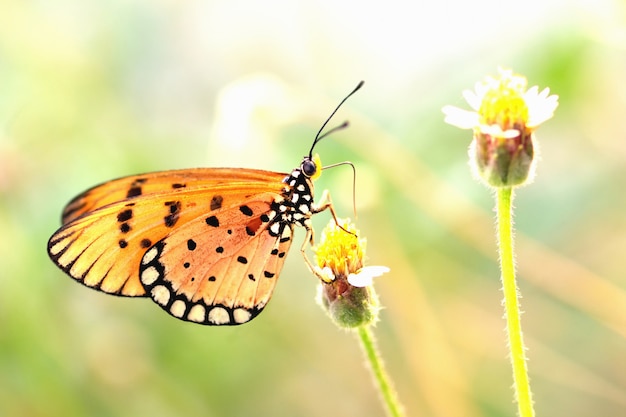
[
  {"xmin": 314, "ymin": 218, "xmax": 365, "ymax": 280},
  {"xmin": 442, "ymin": 68, "xmax": 558, "ymax": 188},
  {"xmin": 313, "ymin": 219, "xmax": 388, "ymax": 328},
  {"xmin": 443, "ymin": 68, "xmax": 558, "ymax": 134}
]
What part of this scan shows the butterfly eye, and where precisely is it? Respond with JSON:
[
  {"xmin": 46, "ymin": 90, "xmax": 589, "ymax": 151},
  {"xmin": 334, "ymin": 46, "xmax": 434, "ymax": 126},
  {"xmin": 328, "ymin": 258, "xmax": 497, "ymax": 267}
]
[{"xmin": 301, "ymin": 158, "xmax": 318, "ymax": 178}]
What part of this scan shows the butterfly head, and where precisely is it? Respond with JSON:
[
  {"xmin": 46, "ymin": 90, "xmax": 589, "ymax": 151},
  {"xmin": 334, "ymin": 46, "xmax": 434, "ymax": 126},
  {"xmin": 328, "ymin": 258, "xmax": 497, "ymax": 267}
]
[{"xmin": 301, "ymin": 153, "xmax": 323, "ymax": 181}]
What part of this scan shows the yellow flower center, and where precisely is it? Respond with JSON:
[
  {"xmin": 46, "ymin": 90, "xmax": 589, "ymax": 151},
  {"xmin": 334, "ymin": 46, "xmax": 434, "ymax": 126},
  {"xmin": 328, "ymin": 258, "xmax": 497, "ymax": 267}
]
[
  {"xmin": 314, "ymin": 219, "xmax": 364, "ymax": 278},
  {"xmin": 478, "ymin": 71, "xmax": 529, "ymax": 131}
]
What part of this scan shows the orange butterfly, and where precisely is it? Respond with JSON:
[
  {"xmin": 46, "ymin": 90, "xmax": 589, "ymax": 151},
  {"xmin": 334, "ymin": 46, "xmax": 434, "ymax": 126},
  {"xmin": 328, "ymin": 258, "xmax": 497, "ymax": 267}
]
[{"xmin": 47, "ymin": 81, "xmax": 363, "ymax": 325}]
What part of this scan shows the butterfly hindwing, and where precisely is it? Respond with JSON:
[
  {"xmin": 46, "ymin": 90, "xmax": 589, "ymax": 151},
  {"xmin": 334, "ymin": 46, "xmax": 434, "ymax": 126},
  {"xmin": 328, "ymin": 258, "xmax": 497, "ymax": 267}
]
[
  {"xmin": 139, "ymin": 198, "xmax": 294, "ymax": 325},
  {"xmin": 48, "ymin": 169, "xmax": 289, "ymax": 297}
]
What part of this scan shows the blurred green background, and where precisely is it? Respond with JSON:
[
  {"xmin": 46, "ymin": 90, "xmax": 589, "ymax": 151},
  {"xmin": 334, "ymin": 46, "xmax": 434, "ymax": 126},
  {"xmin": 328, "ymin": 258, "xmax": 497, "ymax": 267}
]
[{"xmin": 2, "ymin": 1, "xmax": 626, "ymax": 416}]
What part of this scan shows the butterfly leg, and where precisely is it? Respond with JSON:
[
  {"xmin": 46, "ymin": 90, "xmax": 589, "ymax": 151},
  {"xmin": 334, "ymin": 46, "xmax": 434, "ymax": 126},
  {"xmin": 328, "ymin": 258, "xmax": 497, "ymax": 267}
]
[
  {"xmin": 311, "ymin": 189, "xmax": 355, "ymax": 241},
  {"xmin": 300, "ymin": 224, "xmax": 334, "ymax": 283},
  {"xmin": 299, "ymin": 189, "xmax": 353, "ymax": 283}
]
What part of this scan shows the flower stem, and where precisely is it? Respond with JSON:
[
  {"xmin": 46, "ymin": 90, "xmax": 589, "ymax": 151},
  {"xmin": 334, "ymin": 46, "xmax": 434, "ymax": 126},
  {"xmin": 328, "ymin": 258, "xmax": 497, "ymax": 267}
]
[
  {"xmin": 496, "ymin": 187, "xmax": 535, "ymax": 417},
  {"xmin": 356, "ymin": 326, "xmax": 405, "ymax": 417}
]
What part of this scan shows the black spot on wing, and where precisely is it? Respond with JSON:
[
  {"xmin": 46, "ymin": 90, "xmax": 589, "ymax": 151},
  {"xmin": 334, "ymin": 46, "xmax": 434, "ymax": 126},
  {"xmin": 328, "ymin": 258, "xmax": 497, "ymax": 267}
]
[
  {"xmin": 126, "ymin": 178, "xmax": 147, "ymax": 198},
  {"xmin": 245, "ymin": 217, "xmax": 262, "ymax": 236},
  {"xmin": 117, "ymin": 209, "xmax": 133, "ymax": 233},
  {"xmin": 164, "ymin": 201, "xmax": 181, "ymax": 227},
  {"xmin": 205, "ymin": 216, "xmax": 219, "ymax": 227},
  {"xmin": 117, "ymin": 209, "xmax": 133, "ymax": 222},
  {"xmin": 210, "ymin": 195, "xmax": 223, "ymax": 211},
  {"xmin": 239, "ymin": 205, "xmax": 253, "ymax": 216},
  {"xmin": 126, "ymin": 187, "xmax": 142, "ymax": 198}
]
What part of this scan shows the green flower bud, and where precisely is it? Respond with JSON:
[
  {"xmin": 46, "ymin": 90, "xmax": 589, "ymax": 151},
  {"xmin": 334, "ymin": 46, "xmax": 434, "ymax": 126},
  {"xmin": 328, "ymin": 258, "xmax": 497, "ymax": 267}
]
[
  {"xmin": 316, "ymin": 278, "xmax": 380, "ymax": 328},
  {"xmin": 470, "ymin": 128, "xmax": 535, "ymax": 187}
]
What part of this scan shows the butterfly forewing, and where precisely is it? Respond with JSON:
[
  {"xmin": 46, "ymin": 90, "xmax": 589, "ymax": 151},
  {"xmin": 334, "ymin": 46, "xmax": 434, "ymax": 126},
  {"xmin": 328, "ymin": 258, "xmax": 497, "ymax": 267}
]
[
  {"xmin": 48, "ymin": 169, "xmax": 289, "ymax": 299},
  {"xmin": 61, "ymin": 168, "xmax": 289, "ymax": 224}
]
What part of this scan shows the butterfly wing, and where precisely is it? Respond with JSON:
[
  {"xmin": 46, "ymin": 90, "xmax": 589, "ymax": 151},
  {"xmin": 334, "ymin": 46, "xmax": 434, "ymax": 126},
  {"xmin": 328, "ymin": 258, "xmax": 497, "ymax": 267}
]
[
  {"xmin": 48, "ymin": 168, "xmax": 289, "ymax": 298},
  {"xmin": 139, "ymin": 198, "xmax": 294, "ymax": 325},
  {"xmin": 60, "ymin": 168, "xmax": 287, "ymax": 224}
]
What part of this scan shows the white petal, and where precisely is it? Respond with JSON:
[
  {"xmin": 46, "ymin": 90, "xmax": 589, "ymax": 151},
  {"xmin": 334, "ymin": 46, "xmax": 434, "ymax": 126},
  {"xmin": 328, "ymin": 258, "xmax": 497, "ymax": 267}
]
[
  {"xmin": 527, "ymin": 87, "xmax": 559, "ymax": 127},
  {"xmin": 442, "ymin": 106, "xmax": 479, "ymax": 129},
  {"xmin": 474, "ymin": 81, "xmax": 489, "ymax": 98},
  {"xmin": 525, "ymin": 85, "xmax": 539, "ymax": 98},
  {"xmin": 502, "ymin": 129, "xmax": 521, "ymax": 139},
  {"xmin": 316, "ymin": 266, "xmax": 335, "ymax": 283},
  {"xmin": 462, "ymin": 89, "xmax": 482, "ymax": 110},
  {"xmin": 538, "ymin": 86, "xmax": 551, "ymax": 99},
  {"xmin": 479, "ymin": 124, "xmax": 520, "ymax": 139},
  {"xmin": 347, "ymin": 266, "xmax": 390, "ymax": 287}
]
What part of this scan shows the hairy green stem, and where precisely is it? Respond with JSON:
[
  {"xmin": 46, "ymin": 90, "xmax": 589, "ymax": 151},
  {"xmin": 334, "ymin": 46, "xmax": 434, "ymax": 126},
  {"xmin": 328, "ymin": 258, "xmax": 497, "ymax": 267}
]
[
  {"xmin": 496, "ymin": 187, "xmax": 535, "ymax": 417},
  {"xmin": 357, "ymin": 326, "xmax": 405, "ymax": 417}
]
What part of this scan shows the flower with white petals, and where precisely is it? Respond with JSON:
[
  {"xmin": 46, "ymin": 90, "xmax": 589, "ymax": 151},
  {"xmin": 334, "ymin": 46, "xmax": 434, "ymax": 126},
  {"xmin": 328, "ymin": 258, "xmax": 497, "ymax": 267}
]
[
  {"xmin": 312, "ymin": 219, "xmax": 387, "ymax": 328},
  {"xmin": 442, "ymin": 68, "xmax": 559, "ymax": 188},
  {"xmin": 443, "ymin": 68, "xmax": 558, "ymax": 135}
]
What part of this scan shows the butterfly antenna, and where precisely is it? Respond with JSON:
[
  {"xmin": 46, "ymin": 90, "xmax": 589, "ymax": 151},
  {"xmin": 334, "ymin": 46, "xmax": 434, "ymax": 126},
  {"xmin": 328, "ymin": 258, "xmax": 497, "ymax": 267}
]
[{"xmin": 309, "ymin": 80, "xmax": 364, "ymax": 157}]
